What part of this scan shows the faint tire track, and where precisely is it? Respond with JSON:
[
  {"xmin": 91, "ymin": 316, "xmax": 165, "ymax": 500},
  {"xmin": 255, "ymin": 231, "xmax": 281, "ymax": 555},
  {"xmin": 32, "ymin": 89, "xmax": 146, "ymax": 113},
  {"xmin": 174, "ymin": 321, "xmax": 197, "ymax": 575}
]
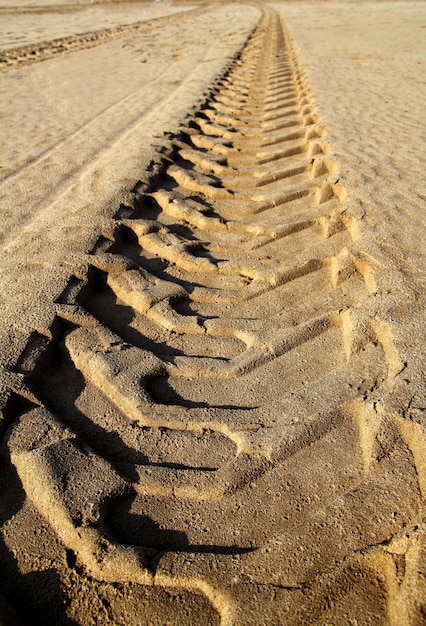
[{"xmin": 0, "ymin": 6, "xmax": 203, "ymax": 73}]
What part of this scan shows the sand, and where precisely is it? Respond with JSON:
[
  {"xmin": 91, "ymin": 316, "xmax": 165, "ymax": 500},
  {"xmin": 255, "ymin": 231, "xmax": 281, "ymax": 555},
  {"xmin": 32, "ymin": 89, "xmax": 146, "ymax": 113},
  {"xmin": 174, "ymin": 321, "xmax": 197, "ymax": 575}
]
[{"xmin": 0, "ymin": 1, "xmax": 425, "ymax": 624}]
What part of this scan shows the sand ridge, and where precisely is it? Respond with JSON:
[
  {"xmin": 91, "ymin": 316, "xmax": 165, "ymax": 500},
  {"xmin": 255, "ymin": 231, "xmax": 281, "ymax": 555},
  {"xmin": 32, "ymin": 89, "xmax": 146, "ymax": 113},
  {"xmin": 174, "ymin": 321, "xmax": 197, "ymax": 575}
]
[{"xmin": 0, "ymin": 1, "xmax": 425, "ymax": 624}]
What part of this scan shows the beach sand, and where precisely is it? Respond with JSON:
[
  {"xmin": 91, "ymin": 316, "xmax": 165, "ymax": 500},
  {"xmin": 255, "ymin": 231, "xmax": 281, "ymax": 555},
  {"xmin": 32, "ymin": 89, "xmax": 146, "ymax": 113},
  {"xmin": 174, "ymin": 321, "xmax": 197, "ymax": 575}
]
[{"xmin": 0, "ymin": 1, "xmax": 425, "ymax": 623}]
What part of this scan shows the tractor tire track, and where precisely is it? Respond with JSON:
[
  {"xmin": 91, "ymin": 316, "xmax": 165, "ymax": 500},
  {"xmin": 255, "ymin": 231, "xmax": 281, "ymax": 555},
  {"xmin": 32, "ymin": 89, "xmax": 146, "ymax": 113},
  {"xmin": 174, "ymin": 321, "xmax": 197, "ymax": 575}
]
[
  {"xmin": 2, "ymin": 7, "xmax": 420, "ymax": 625},
  {"xmin": 0, "ymin": 6, "xmax": 203, "ymax": 73}
]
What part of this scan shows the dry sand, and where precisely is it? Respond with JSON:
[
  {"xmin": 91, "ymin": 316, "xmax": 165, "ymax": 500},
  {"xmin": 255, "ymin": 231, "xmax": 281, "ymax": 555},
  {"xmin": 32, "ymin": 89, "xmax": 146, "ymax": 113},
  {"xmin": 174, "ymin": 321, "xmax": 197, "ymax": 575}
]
[{"xmin": 0, "ymin": 1, "xmax": 425, "ymax": 624}]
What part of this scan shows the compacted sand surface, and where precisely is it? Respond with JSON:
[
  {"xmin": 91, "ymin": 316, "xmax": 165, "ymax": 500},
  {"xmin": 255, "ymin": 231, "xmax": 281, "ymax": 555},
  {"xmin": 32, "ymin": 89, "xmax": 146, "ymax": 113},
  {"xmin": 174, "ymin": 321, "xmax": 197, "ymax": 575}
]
[{"xmin": 0, "ymin": 1, "xmax": 425, "ymax": 624}]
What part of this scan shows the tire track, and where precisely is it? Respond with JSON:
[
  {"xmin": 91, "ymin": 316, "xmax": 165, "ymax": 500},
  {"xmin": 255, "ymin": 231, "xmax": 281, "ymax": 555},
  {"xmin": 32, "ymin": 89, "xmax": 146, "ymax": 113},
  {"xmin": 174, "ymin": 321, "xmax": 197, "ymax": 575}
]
[
  {"xmin": 0, "ymin": 6, "xmax": 203, "ymax": 73},
  {"xmin": 3, "ymin": 7, "xmax": 419, "ymax": 624}
]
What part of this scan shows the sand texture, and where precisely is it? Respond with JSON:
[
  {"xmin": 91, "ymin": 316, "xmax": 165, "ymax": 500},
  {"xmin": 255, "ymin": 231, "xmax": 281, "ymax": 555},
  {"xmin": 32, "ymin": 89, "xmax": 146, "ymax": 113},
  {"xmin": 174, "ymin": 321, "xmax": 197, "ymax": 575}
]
[{"xmin": 0, "ymin": 1, "xmax": 425, "ymax": 624}]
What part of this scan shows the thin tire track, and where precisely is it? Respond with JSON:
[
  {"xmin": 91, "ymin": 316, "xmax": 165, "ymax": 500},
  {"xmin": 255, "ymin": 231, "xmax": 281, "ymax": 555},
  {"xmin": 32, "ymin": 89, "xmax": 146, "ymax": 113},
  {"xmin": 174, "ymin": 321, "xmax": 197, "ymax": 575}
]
[{"xmin": 0, "ymin": 6, "xmax": 204, "ymax": 73}]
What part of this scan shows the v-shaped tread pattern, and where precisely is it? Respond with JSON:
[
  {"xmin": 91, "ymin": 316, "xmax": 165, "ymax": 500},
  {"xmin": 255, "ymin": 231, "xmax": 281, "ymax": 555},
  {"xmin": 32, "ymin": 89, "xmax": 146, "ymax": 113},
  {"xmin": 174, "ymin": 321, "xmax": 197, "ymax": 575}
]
[{"xmin": 5, "ymin": 8, "xmax": 419, "ymax": 625}]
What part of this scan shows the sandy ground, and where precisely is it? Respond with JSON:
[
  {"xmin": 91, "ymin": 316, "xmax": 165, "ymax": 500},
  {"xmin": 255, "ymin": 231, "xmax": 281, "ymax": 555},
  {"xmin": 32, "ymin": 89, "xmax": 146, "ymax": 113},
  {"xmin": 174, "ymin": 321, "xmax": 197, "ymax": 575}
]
[
  {"xmin": 0, "ymin": 1, "xmax": 196, "ymax": 50},
  {"xmin": 0, "ymin": 1, "xmax": 425, "ymax": 624}
]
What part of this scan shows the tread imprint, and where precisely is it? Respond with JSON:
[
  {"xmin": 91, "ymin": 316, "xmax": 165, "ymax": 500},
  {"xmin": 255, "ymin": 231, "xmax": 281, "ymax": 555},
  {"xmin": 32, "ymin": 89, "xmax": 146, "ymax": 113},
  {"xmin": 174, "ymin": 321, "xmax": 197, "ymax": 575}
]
[{"xmin": 2, "ymin": 7, "xmax": 420, "ymax": 625}]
